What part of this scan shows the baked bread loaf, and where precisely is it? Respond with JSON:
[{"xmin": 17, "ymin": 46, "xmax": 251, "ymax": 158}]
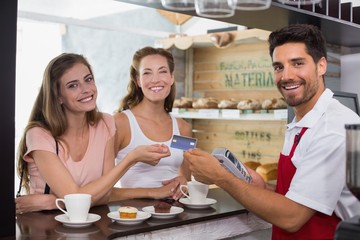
[
  {"xmin": 154, "ymin": 201, "xmax": 172, "ymax": 213},
  {"xmin": 256, "ymin": 163, "xmax": 278, "ymax": 182},
  {"xmin": 192, "ymin": 97, "xmax": 218, "ymax": 109},
  {"xmin": 173, "ymin": 97, "xmax": 193, "ymax": 108},
  {"xmin": 237, "ymin": 99, "xmax": 262, "ymax": 110},
  {"xmin": 173, "ymin": 99, "xmax": 181, "ymax": 108},
  {"xmin": 218, "ymin": 99, "xmax": 238, "ymax": 109},
  {"xmin": 261, "ymin": 98, "xmax": 287, "ymax": 110},
  {"xmin": 244, "ymin": 161, "xmax": 261, "ymax": 171},
  {"xmin": 118, "ymin": 206, "xmax": 138, "ymax": 219}
]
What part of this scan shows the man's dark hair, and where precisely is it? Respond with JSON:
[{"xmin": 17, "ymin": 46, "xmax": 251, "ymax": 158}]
[{"xmin": 268, "ymin": 24, "xmax": 327, "ymax": 63}]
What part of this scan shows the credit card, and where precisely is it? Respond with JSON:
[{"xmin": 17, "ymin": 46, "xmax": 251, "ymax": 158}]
[{"xmin": 170, "ymin": 135, "xmax": 197, "ymax": 151}]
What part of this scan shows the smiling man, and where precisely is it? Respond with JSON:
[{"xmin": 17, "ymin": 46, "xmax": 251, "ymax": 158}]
[{"xmin": 184, "ymin": 24, "xmax": 360, "ymax": 239}]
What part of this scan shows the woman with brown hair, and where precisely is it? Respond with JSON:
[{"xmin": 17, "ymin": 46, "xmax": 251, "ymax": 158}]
[
  {"xmin": 110, "ymin": 47, "xmax": 192, "ymax": 201},
  {"xmin": 15, "ymin": 53, "xmax": 170, "ymax": 213}
]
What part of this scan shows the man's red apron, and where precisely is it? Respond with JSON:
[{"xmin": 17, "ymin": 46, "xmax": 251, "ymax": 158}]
[{"xmin": 272, "ymin": 127, "xmax": 340, "ymax": 240}]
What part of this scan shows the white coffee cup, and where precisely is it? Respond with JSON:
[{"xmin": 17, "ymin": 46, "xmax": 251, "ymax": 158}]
[
  {"xmin": 180, "ymin": 181, "xmax": 209, "ymax": 204},
  {"xmin": 55, "ymin": 193, "xmax": 91, "ymax": 222}
]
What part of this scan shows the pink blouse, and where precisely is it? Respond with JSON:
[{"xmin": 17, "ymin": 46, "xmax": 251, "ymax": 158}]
[{"xmin": 24, "ymin": 113, "xmax": 115, "ymax": 194}]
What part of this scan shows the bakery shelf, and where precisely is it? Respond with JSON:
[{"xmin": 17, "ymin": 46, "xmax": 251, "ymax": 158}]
[{"xmin": 171, "ymin": 108, "xmax": 287, "ymax": 121}]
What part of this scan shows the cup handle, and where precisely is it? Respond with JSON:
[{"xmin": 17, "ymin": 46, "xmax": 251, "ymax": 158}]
[
  {"xmin": 179, "ymin": 185, "xmax": 191, "ymax": 199},
  {"xmin": 55, "ymin": 199, "xmax": 68, "ymax": 216}
]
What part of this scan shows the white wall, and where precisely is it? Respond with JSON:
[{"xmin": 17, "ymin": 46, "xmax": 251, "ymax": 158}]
[
  {"xmin": 341, "ymin": 53, "xmax": 360, "ymax": 99},
  {"xmin": 15, "ymin": 20, "xmax": 62, "ymax": 195}
]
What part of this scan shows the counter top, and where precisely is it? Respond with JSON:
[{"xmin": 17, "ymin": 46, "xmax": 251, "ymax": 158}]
[{"xmin": 16, "ymin": 187, "xmax": 271, "ymax": 239}]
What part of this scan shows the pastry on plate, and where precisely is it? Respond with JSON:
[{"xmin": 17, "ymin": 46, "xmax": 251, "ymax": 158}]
[
  {"xmin": 154, "ymin": 201, "xmax": 172, "ymax": 213},
  {"xmin": 118, "ymin": 206, "xmax": 138, "ymax": 219}
]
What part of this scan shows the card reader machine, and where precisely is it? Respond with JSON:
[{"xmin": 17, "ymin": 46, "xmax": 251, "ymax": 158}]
[{"xmin": 211, "ymin": 147, "xmax": 252, "ymax": 183}]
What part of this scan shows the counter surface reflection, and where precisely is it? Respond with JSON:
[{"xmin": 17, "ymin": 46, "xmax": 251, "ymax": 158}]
[{"xmin": 16, "ymin": 187, "xmax": 270, "ymax": 239}]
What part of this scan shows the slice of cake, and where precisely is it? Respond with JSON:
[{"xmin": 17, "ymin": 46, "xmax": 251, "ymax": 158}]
[
  {"xmin": 118, "ymin": 206, "xmax": 138, "ymax": 219},
  {"xmin": 154, "ymin": 201, "xmax": 172, "ymax": 213}
]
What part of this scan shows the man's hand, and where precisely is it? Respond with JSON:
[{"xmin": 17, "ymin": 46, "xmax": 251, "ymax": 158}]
[{"xmin": 184, "ymin": 148, "xmax": 228, "ymax": 185}]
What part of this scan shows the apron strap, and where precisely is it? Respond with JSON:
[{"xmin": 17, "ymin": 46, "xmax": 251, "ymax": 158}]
[{"xmin": 289, "ymin": 127, "xmax": 308, "ymax": 157}]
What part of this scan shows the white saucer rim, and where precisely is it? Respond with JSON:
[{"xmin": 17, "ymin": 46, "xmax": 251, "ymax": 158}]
[
  {"xmin": 55, "ymin": 226, "xmax": 100, "ymax": 235},
  {"xmin": 107, "ymin": 210, "xmax": 151, "ymax": 222},
  {"xmin": 179, "ymin": 197, "xmax": 217, "ymax": 206},
  {"xmin": 54, "ymin": 213, "xmax": 101, "ymax": 225},
  {"xmin": 141, "ymin": 206, "xmax": 184, "ymax": 216}
]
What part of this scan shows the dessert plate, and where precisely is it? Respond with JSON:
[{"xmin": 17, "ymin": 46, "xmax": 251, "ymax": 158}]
[
  {"xmin": 142, "ymin": 206, "xmax": 184, "ymax": 219},
  {"xmin": 107, "ymin": 211, "xmax": 151, "ymax": 225},
  {"xmin": 55, "ymin": 225, "xmax": 100, "ymax": 236},
  {"xmin": 179, "ymin": 198, "xmax": 217, "ymax": 209},
  {"xmin": 54, "ymin": 213, "xmax": 101, "ymax": 228}
]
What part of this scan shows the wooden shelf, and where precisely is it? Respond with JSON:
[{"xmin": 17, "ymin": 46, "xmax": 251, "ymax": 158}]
[
  {"xmin": 157, "ymin": 28, "xmax": 270, "ymax": 50},
  {"xmin": 171, "ymin": 108, "xmax": 287, "ymax": 121}
]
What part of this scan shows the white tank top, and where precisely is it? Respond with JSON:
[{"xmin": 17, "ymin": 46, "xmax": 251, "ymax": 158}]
[{"xmin": 115, "ymin": 109, "xmax": 184, "ymax": 188}]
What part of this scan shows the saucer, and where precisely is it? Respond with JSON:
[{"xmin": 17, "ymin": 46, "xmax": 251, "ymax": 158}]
[
  {"xmin": 107, "ymin": 211, "xmax": 151, "ymax": 225},
  {"xmin": 55, "ymin": 224, "xmax": 100, "ymax": 236},
  {"xmin": 54, "ymin": 213, "xmax": 101, "ymax": 228},
  {"xmin": 142, "ymin": 206, "xmax": 184, "ymax": 219},
  {"xmin": 179, "ymin": 198, "xmax": 217, "ymax": 209}
]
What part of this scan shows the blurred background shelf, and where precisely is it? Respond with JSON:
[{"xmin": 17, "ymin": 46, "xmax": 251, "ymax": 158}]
[{"xmin": 171, "ymin": 108, "xmax": 287, "ymax": 121}]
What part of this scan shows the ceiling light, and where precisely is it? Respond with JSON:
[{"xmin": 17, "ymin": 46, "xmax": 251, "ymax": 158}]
[
  {"xmin": 235, "ymin": 0, "xmax": 271, "ymax": 11},
  {"xmin": 277, "ymin": 0, "xmax": 322, "ymax": 5},
  {"xmin": 195, "ymin": 0, "xmax": 237, "ymax": 18},
  {"xmin": 161, "ymin": 0, "xmax": 195, "ymax": 11}
]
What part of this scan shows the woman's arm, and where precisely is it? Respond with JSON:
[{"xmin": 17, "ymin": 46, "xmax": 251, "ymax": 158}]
[
  {"xmin": 16, "ymin": 194, "xmax": 57, "ymax": 213},
  {"xmin": 31, "ymin": 142, "xmax": 169, "ymax": 204},
  {"xmin": 16, "ymin": 131, "xmax": 117, "ymax": 213},
  {"xmin": 94, "ymin": 132, "xmax": 117, "ymax": 206},
  {"xmin": 109, "ymin": 181, "xmax": 179, "ymax": 202}
]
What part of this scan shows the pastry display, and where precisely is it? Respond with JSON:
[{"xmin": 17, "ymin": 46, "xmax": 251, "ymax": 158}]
[
  {"xmin": 173, "ymin": 99, "xmax": 181, "ymax": 108},
  {"xmin": 237, "ymin": 99, "xmax": 262, "ymax": 111},
  {"xmin": 192, "ymin": 97, "xmax": 219, "ymax": 109},
  {"xmin": 173, "ymin": 97, "xmax": 193, "ymax": 108},
  {"xmin": 243, "ymin": 161, "xmax": 261, "ymax": 171},
  {"xmin": 255, "ymin": 163, "xmax": 278, "ymax": 182},
  {"xmin": 154, "ymin": 201, "xmax": 172, "ymax": 213},
  {"xmin": 118, "ymin": 206, "xmax": 138, "ymax": 219},
  {"xmin": 218, "ymin": 99, "xmax": 238, "ymax": 109},
  {"xmin": 261, "ymin": 98, "xmax": 287, "ymax": 110}
]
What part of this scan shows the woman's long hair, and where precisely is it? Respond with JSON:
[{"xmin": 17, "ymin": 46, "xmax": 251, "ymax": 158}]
[
  {"xmin": 16, "ymin": 53, "xmax": 102, "ymax": 194},
  {"xmin": 119, "ymin": 46, "xmax": 176, "ymax": 113}
]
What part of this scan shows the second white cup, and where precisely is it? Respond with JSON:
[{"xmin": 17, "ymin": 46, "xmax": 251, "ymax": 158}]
[
  {"xmin": 180, "ymin": 181, "xmax": 209, "ymax": 204},
  {"xmin": 55, "ymin": 193, "xmax": 91, "ymax": 222}
]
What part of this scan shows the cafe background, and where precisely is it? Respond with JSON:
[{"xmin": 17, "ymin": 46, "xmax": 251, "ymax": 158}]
[
  {"xmin": 2, "ymin": 0, "xmax": 360, "ymax": 237},
  {"xmin": 15, "ymin": 0, "xmax": 360, "ymax": 189},
  {"xmin": 15, "ymin": 0, "xmax": 246, "ymax": 193}
]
